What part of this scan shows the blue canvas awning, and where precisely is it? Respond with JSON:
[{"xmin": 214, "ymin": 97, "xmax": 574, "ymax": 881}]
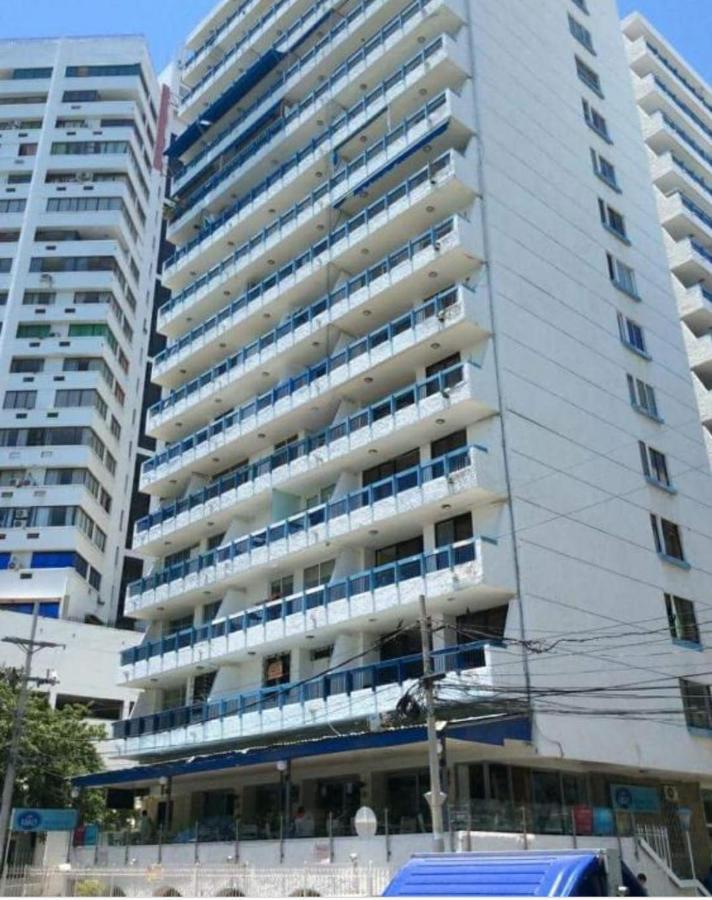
[{"xmin": 73, "ymin": 714, "xmax": 531, "ymax": 789}]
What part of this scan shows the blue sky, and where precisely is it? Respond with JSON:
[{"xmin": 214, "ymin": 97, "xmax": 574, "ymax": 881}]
[{"xmin": 1, "ymin": 1, "xmax": 710, "ymax": 82}]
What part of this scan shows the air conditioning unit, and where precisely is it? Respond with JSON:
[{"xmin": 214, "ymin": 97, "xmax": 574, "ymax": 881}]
[
  {"xmin": 76, "ymin": 171, "xmax": 93, "ymax": 183},
  {"xmin": 13, "ymin": 508, "xmax": 30, "ymax": 523},
  {"xmin": 663, "ymin": 785, "xmax": 679, "ymax": 803},
  {"xmin": 8, "ymin": 556, "xmax": 20, "ymax": 570},
  {"xmin": 11, "ymin": 120, "xmax": 22, "ymax": 129}
]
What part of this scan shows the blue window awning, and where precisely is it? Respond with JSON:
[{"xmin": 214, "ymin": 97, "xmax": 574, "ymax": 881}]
[{"xmin": 73, "ymin": 714, "xmax": 531, "ymax": 789}]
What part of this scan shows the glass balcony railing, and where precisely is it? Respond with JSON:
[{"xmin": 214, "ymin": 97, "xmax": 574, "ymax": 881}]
[
  {"xmin": 659, "ymin": 112, "xmax": 712, "ymax": 170},
  {"xmin": 113, "ymin": 638, "xmax": 491, "ymax": 739},
  {"xmin": 176, "ymin": 0, "xmax": 440, "ymax": 190},
  {"xmin": 671, "ymin": 154, "xmax": 712, "ymax": 200},
  {"xmin": 170, "ymin": 37, "xmax": 447, "ymax": 225},
  {"xmin": 137, "ymin": 360, "xmax": 469, "ymax": 532},
  {"xmin": 145, "ymin": 255, "xmax": 465, "ymax": 476},
  {"xmin": 181, "ymin": 0, "xmax": 330, "ymax": 110},
  {"xmin": 164, "ymin": 89, "xmax": 450, "ymax": 274},
  {"xmin": 164, "ymin": 150, "xmax": 453, "ymax": 321},
  {"xmin": 653, "ymin": 76, "xmax": 712, "ymax": 144},
  {"xmin": 148, "ymin": 278, "xmax": 463, "ymax": 422},
  {"xmin": 131, "ymin": 443, "xmax": 477, "ymax": 598},
  {"xmin": 678, "ymin": 192, "xmax": 712, "ymax": 232},
  {"xmin": 121, "ymin": 537, "xmax": 483, "ymax": 666},
  {"xmin": 646, "ymin": 41, "xmax": 712, "ymax": 119},
  {"xmin": 157, "ymin": 209, "xmax": 456, "ymax": 368}
]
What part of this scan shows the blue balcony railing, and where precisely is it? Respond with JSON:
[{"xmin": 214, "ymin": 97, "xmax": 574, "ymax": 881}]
[
  {"xmin": 181, "ymin": 0, "xmax": 330, "ymax": 109},
  {"xmin": 136, "ymin": 360, "xmax": 469, "ymax": 533},
  {"xmin": 113, "ymin": 638, "xmax": 492, "ymax": 739},
  {"xmin": 130, "ymin": 444, "xmax": 479, "ymax": 598},
  {"xmin": 660, "ymin": 113, "xmax": 712, "ymax": 170},
  {"xmin": 121, "ymin": 538, "xmax": 483, "ymax": 667},
  {"xmin": 157, "ymin": 211, "xmax": 456, "ymax": 365},
  {"xmin": 671, "ymin": 154, "xmax": 712, "ymax": 200},
  {"xmin": 183, "ymin": 0, "xmax": 263, "ymax": 72},
  {"xmin": 678, "ymin": 193, "xmax": 712, "ymax": 232},
  {"xmin": 163, "ymin": 89, "xmax": 449, "ymax": 274},
  {"xmin": 692, "ymin": 240, "xmax": 712, "ymax": 266},
  {"xmin": 171, "ymin": 37, "xmax": 446, "ymax": 223},
  {"xmin": 176, "ymin": 0, "xmax": 439, "ymax": 189},
  {"xmin": 164, "ymin": 150, "xmax": 452, "ymax": 323},
  {"xmin": 145, "ymin": 277, "xmax": 467, "ymax": 477},
  {"xmin": 148, "ymin": 280, "xmax": 463, "ymax": 421},
  {"xmin": 653, "ymin": 76, "xmax": 712, "ymax": 144},
  {"xmin": 646, "ymin": 42, "xmax": 712, "ymax": 118}
]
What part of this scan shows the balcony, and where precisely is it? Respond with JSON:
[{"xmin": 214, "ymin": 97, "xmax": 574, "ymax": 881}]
[
  {"xmin": 141, "ymin": 288, "xmax": 492, "ymax": 496},
  {"xmin": 166, "ymin": 38, "xmax": 469, "ymax": 244},
  {"xmin": 677, "ymin": 283, "xmax": 712, "ymax": 331},
  {"xmin": 668, "ymin": 236, "xmax": 712, "ymax": 283},
  {"xmin": 685, "ymin": 329, "xmax": 712, "ymax": 378},
  {"xmin": 651, "ymin": 153, "xmax": 712, "ymax": 212},
  {"xmin": 178, "ymin": 0, "xmax": 323, "ymax": 120},
  {"xmin": 128, "ymin": 441, "xmax": 500, "ymax": 616},
  {"xmin": 147, "ymin": 279, "xmax": 485, "ymax": 441},
  {"xmin": 121, "ymin": 537, "xmax": 508, "ymax": 684},
  {"xmin": 172, "ymin": 0, "xmax": 465, "ymax": 202},
  {"xmin": 160, "ymin": 147, "xmax": 475, "ymax": 340},
  {"xmin": 658, "ymin": 191, "xmax": 712, "ymax": 243},
  {"xmin": 643, "ymin": 111, "xmax": 712, "ymax": 172},
  {"xmin": 626, "ymin": 35, "xmax": 712, "ymax": 121},
  {"xmin": 112, "ymin": 640, "xmax": 497, "ymax": 757},
  {"xmin": 159, "ymin": 91, "xmax": 472, "ymax": 339},
  {"xmin": 181, "ymin": 0, "xmax": 272, "ymax": 80},
  {"xmin": 135, "ymin": 363, "xmax": 492, "ymax": 548},
  {"xmin": 635, "ymin": 74, "xmax": 712, "ymax": 149}
]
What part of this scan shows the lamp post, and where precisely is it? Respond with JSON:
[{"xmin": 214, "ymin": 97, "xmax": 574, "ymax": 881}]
[{"xmin": 677, "ymin": 806, "xmax": 696, "ymax": 881}]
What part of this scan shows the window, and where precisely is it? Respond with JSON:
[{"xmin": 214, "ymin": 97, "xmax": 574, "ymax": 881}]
[
  {"xmin": 4, "ymin": 390, "xmax": 36, "ymax": 410},
  {"xmin": 582, "ymin": 99, "xmax": 610, "ymax": 141},
  {"xmin": 192, "ymin": 671, "xmax": 216, "ymax": 704},
  {"xmin": 431, "ymin": 429, "xmax": 467, "ymax": 460},
  {"xmin": 665, "ymin": 595, "xmax": 700, "ymax": 645},
  {"xmin": 55, "ymin": 694, "xmax": 123, "ymax": 721},
  {"xmin": 435, "ymin": 512, "xmax": 473, "ymax": 548},
  {"xmin": 650, "ymin": 514, "xmax": 686, "ymax": 564},
  {"xmin": 303, "ymin": 559, "xmax": 335, "ymax": 590},
  {"xmin": 591, "ymin": 149, "xmax": 618, "ymax": 189},
  {"xmin": 607, "ymin": 254, "xmax": 638, "ymax": 298},
  {"xmin": 362, "ymin": 448, "xmax": 419, "ymax": 488},
  {"xmin": 270, "ymin": 575, "xmax": 294, "ymax": 601},
  {"xmin": 263, "ymin": 653, "xmax": 290, "ymax": 687},
  {"xmin": 22, "ymin": 291, "xmax": 56, "ymax": 306},
  {"xmin": 55, "ymin": 389, "xmax": 108, "ymax": 418},
  {"xmin": 0, "ymin": 199, "xmax": 26, "ymax": 214},
  {"xmin": 162, "ymin": 685, "xmax": 186, "ymax": 711},
  {"xmin": 680, "ymin": 679, "xmax": 712, "ymax": 730},
  {"xmin": 617, "ymin": 314, "xmax": 647, "ymax": 356},
  {"xmin": 598, "ymin": 199, "xmax": 628, "ymax": 241},
  {"xmin": 13, "ymin": 67, "xmax": 52, "ymax": 79},
  {"xmin": 627, "ymin": 375, "xmax": 660, "ymax": 420},
  {"xmin": 0, "ymin": 259, "xmax": 13, "ymax": 274},
  {"xmin": 639, "ymin": 442, "xmax": 671, "ymax": 488},
  {"xmin": 576, "ymin": 57, "xmax": 603, "ymax": 96},
  {"xmin": 305, "ymin": 483, "xmax": 335, "ymax": 508},
  {"xmin": 568, "ymin": 15, "xmax": 594, "ymax": 52},
  {"xmin": 374, "ymin": 536, "xmax": 424, "ymax": 567}
]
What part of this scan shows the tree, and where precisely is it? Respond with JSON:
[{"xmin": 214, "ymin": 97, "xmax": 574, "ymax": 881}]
[{"xmin": 0, "ymin": 670, "xmax": 105, "ymax": 819}]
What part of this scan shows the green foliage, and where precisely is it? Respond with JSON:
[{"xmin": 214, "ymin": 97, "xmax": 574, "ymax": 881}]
[
  {"xmin": 73, "ymin": 878, "xmax": 108, "ymax": 896},
  {"xmin": 0, "ymin": 671, "xmax": 105, "ymax": 815}
]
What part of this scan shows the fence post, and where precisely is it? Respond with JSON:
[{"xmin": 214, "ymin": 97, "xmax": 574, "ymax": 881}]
[
  {"xmin": 65, "ymin": 829, "xmax": 73, "ymax": 865},
  {"xmin": 385, "ymin": 808, "xmax": 391, "ymax": 863},
  {"xmin": 194, "ymin": 820, "xmax": 200, "ymax": 864},
  {"xmin": 570, "ymin": 808, "xmax": 577, "ymax": 849},
  {"xmin": 234, "ymin": 819, "xmax": 240, "ymax": 864},
  {"xmin": 521, "ymin": 806, "xmax": 529, "ymax": 850},
  {"xmin": 279, "ymin": 815, "xmax": 285, "ymax": 865},
  {"xmin": 466, "ymin": 807, "xmax": 473, "ymax": 852},
  {"xmin": 448, "ymin": 806, "xmax": 455, "ymax": 852},
  {"xmin": 157, "ymin": 825, "xmax": 163, "ymax": 865},
  {"xmin": 124, "ymin": 829, "xmax": 130, "ymax": 866},
  {"xmin": 328, "ymin": 812, "xmax": 334, "ymax": 864},
  {"xmin": 631, "ymin": 812, "xmax": 639, "ymax": 859},
  {"xmin": 93, "ymin": 833, "xmax": 99, "ymax": 866}
]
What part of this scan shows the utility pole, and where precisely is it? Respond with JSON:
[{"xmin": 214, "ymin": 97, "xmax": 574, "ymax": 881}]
[
  {"xmin": 0, "ymin": 603, "xmax": 62, "ymax": 876},
  {"xmin": 418, "ymin": 594, "xmax": 446, "ymax": 852}
]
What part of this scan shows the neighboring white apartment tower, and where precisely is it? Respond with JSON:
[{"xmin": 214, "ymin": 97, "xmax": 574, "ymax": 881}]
[
  {"xmin": 623, "ymin": 15, "xmax": 712, "ymax": 469},
  {"xmin": 0, "ymin": 37, "xmax": 166, "ymax": 624},
  {"xmin": 78, "ymin": 0, "xmax": 712, "ymax": 877}
]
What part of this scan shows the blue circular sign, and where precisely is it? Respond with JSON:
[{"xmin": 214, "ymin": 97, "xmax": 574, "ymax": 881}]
[
  {"xmin": 614, "ymin": 788, "xmax": 633, "ymax": 810},
  {"xmin": 17, "ymin": 812, "xmax": 42, "ymax": 830}
]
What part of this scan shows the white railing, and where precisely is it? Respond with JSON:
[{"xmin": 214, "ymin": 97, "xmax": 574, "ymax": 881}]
[{"xmin": 637, "ymin": 823, "xmax": 673, "ymax": 869}]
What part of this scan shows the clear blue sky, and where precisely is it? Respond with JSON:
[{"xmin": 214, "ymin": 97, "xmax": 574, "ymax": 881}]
[{"xmin": 1, "ymin": 0, "xmax": 710, "ymax": 82}]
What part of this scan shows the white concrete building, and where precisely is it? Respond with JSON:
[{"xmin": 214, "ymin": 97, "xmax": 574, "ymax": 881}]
[
  {"xmin": 76, "ymin": 0, "xmax": 712, "ymax": 879},
  {"xmin": 623, "ymin": 15, "xmax": 712, "ymax": 467},
  {"xmin": 0, "ymin": 36, "xmax": 166, "ymax": 625}
]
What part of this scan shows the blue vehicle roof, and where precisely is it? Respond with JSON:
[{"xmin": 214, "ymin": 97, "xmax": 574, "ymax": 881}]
[{"xmin": 382, "ymin": 852, "xmax": 606, "ymax": 897}]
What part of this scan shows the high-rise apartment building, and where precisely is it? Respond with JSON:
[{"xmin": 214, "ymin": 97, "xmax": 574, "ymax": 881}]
[
  {"xmin": 77, "ymin": 0, "xmax": 712, "ymax": 876},
  {"xmin": 623, "ymin": 15, "xmax": 712, "ymax": 470},
  {"xmin": 0, "ymin": 37, "xmax": 166, "ymax": 624}
]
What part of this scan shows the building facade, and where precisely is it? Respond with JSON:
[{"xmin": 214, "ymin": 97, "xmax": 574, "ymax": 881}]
[
  {"xmin": 78, "ymin": 0, "xmax": 712, "ymax": 877},
  {"xmin": 0, "ymin": 36, "xmax": 165, "ymax": 625},
  {"xmin": 623, "ymin": 15, "xmax": 712, "ymax": 469}
]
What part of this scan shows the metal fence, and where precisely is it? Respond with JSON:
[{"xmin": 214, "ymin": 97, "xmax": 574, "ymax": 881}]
[
  {"xmin": 636, "ymin": 823, "xmax": 673, "ymax": 870},
  {"xmin": 3, "ymin": 864, "xmax": 391, "ymax": 898}
]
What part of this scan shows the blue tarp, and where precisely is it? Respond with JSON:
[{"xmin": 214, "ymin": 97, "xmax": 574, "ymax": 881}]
[
  {"xmin": 383, "ymin": 852, "xmax": 646, "ymax": 897},
  {"xmin": 73, "ymin": 715, "xmax": 531, "ymax": 789}
]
